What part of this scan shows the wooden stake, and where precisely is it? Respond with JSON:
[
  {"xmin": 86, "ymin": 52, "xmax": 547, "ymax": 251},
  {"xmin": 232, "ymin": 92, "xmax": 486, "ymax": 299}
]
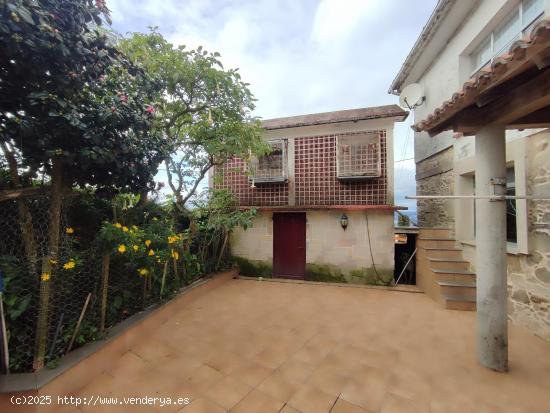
[
  {"xmin": 160, "ymin": 260, "xmax": 168, "ymax": 299},
  {"xmin": 66, "ymin": 293, "xmax": 91, "ymax": 354},
  {"xmin": 100, "ymin": 254, "xmax": 110, "ymax": 333}
]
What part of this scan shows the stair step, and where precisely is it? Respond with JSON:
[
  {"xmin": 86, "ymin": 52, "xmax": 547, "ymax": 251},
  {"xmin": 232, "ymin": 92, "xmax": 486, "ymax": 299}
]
[
  {"xmin": 428, "ymin": 258, "xmax": 469, "ymax": 263},
  {"xmin": 422, "ymin": 247, "xmax": 462, "ymax": 251},
  {"xmin": 432, "ymin": 269, "xmax": 475, "ymax": 275},
  {"xmin": 418, "ymin": 237, "xmax": 456, "ymax": 241},
  {"xmin": 442, "ymin": 294, "xmax": 476, "ymax": 302},
  {"xmin": 437, "ymin": 280, "xmax": 476, "ymax": 288}
]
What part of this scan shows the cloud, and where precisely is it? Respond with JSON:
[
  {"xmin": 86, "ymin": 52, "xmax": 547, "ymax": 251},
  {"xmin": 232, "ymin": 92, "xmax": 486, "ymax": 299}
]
[{"xmin": 107, "ymin": 0, "xmax": 438, "ymax": 208}]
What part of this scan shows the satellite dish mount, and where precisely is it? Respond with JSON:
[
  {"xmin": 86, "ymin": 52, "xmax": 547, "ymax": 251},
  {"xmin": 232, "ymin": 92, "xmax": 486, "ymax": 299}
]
[{"xmin": 399, "ymin": 83, "xmax": 425, "ymax": 110}]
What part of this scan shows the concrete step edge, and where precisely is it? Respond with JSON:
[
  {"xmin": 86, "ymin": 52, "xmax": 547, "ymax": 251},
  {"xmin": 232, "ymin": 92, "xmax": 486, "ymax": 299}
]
[
  {"xmin": 432, "ymin": 269, "xmax": 476, "ymax": 275},
  {"xmin": 427, "ymin": 258, "xmax": 469, "ymax": 263},
  {"xmin": 437, "ymin": 280, "xmax": 476, "ymax": 288},
  {"xmin": 442, "ymin": 294, "xmax": 476, "ymax": 303}
]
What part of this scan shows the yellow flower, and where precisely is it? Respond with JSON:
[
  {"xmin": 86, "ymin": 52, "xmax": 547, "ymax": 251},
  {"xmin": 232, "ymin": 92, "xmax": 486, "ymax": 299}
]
[
  {"xmin": 41, "ymin": 272, "xmax": 51, "ymax": 282},
  {"xmin": 132, "ymin": 225, "xmax": 138, "ymax": 231},
  {"xmin": 49, "ymin": 259, "xmax": 58, "ymax": 266},
  {"xmin": 132, "ymin": 245, "xmax": 139, "ymax": 252},
  {"xmin": 168, "ymin": 235, "xmax": 178, "ymax": 244},
  {"xmin": 65, "ymin": 227, "xmax": 74, "ymax": 234},
  {"xmin": 171, "ymin": 250, "xmax": 179, "ymax": 260},
  {"xmin": 148, "ymin": 249, "xmax": 155, "ymax": 256},
  {"xmin": 122, "ymin": 226, "xmax": 129, "ymax": 232},
  {"xmin": 145, "ymin": 240, "xmax": 151, "ymax": 247},
  {"xmin": 63, "ymin": 260, "xmax": 76, "ymax": 270},
  {"xmin": 137, "ymin": 268, "xmax": 149, "ymax": 277},
  {"xmin": 114, "ymin": 222, "xmax": 122, "ymax": 229},
  {"xmin": 118, "ymin": 244, "xmax": 127, "ymax": 253}
]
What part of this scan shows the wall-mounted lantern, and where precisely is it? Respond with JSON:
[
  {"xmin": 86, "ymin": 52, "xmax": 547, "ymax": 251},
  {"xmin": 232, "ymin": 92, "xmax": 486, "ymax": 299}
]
[{"xmin": 340, "ymin": 213, "xmax": 349, "ymax": 231}]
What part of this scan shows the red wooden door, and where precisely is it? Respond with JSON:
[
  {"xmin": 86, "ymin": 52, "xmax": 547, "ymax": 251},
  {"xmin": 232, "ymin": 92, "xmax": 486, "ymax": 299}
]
[{"xmin": 273, "ymin": 213, "xmax": 306, "ymax": 279}]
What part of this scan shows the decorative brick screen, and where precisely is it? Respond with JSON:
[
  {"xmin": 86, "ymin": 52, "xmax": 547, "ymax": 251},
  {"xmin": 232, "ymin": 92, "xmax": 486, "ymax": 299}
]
[
  {"xmin": 214, "ymin": 130, "xmax": 387, "ymax": 206},
  {"xmin": 213, "ymin": 157, "xmax": 289, "ymax": 206},
  {"xmin": 294, "ymin": 131, "xmax": 387, "ymax": 205}
]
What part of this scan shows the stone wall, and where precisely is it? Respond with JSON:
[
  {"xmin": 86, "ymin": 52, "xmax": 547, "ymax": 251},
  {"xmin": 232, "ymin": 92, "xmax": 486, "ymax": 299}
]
[
  {"xmin": 230, "ymin": 209, "xmax": 395, "ymax": 284},
  {"xmin": 507, "ymin": 130, "xmax": 550, "ymax": 341},
  {"xmin": 416, "ymin": 146, "xmax": 454, "ymax": 228}
]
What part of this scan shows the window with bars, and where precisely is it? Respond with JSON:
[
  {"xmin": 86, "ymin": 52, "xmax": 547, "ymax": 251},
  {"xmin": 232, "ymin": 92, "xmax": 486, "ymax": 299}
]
[
  {"xmin": 249, "ymin": 139, "xmax": 287, "ymax": 183},
  {"xmin": 471, "ymin": 0, "xmax": 544, "ymax": 74},
  {"xmin": 336, "ymin": 133, "xmax": 381, "ymax": 180}
]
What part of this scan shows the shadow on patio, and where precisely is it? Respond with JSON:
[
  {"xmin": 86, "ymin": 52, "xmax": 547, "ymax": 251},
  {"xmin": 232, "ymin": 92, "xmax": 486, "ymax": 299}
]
[{"xmin": 47, "ymin": 278, "xmax": 550, "ymax": 412}]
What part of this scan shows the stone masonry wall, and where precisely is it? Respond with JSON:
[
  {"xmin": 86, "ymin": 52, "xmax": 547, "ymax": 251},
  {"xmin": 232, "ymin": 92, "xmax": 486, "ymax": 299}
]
[
  {"xmin": 416, "ymin": 147, "xmax": 454, "ymax": 228},
  {"xmin": 507, "ymin": 130, "xmax": 550, "ymax": 341}
]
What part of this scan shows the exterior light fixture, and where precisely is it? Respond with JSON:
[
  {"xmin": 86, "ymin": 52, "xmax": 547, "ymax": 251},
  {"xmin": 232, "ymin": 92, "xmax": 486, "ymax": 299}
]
[{"xmin": 340, "ymin": 213, "xmax": 348, "ymax": 230}]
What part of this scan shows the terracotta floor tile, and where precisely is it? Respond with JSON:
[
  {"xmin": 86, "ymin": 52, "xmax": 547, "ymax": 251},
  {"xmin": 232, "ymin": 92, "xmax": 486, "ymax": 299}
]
[
  {"xmin": 278, "ymin": 405, "xmax": 301, "ymax": 413},
  {"xmin": 185, "ymin": 364, "xmax": 224, "ymax": 393},
  {"xmin": 231, "ymin": 362, "xmax": 274, "ymax": 387},
  {"xmin": 331, "ymin": 398, "xmax": 372, "ymax": 413},
  {"xmin": 203, "ymin": 376, "xmax": 252, "ymax": 410},
  {"xmin": 306, "ymin": 366, "xmax": 349, "ymax": 396},
  {"xmin": 287, "ymin": 384, "xmax": 338, "ymax": 413},
  {"xmin": 276, "ymin": 359, "xmax": 316, "ymax": 384},
  {"xmin": 340, "ymin": 375, "xmax": 388, "ymax": 412},
  {"xmin": 380, "ymin": 393, "xmax": 428, "ymax": 413},
  {"xmin": 230, "ymin": 389, "xmax": 285, "ymax": 413},
  {"xmin": 179, "ymin": 397, "xmax": 225, "ymax": 413},
  {"xmin": 42, "ymin": 279, "xmax": 550, "ymax": 413},
  {"xmin": 257, "ymin": 371, "xmax": 300, "ymax": 402}
]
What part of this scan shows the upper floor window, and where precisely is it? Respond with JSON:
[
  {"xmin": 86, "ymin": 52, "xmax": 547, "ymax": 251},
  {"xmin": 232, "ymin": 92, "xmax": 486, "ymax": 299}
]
[
  {"xmin": 249, "ymin": 139, "xmax": 287, "ymax": 183},
  {"xmin": 336, "ymin": 133, "xmax": 381, "ymax": 180},
  {"xmin": 471, "ymin": 0, "xmax": 544, "ymax": 74}
]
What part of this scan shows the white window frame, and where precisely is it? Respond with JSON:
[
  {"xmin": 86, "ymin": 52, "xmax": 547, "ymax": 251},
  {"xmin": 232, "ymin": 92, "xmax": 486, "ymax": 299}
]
[
  {"xmin": 336, "ymin": 133, "xmax": 382, "ymax": 180},
  {"xmin": 470, "ymin": 0, "xmax": 544, "ymax": 75},
  {"xmin": 248, "ymin": 139, "xmax": 287, "ymax": 184}
]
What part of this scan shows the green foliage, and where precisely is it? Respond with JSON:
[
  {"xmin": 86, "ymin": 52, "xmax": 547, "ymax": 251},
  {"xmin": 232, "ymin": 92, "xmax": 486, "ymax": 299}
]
[
  {"xmin": 120, "ymin": 29, "xmax": 269, "ymax": 207},
  {"xmin": 305, "ymin": 264, "xmax": 347, "ymax": 283},
  {"xmin": 0, "ymin": 0, "xmax": 168, "ymax": 192},
  {"xmin": 233, "ymin": 257, "xmax": 272, "ymax": 277}
]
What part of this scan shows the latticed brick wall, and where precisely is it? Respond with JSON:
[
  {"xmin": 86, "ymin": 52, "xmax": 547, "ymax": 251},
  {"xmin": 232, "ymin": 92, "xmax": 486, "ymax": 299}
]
[
  {"xmin": 294, "ymin": 131, "xmax": 387, "ymax": 205},
  {"xmin": 214, "ymin": 157, "xmax": 289, "ymax": 206},
  {"xmin": 214, "ymin": 130, "xmax": 387, "ymax": 206}
]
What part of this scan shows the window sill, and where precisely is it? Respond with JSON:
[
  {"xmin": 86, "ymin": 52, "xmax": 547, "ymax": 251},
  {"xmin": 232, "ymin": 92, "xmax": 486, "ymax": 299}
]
[{"xmin": 458, "ymin": 240, "xmax": 526, "ymax": 256}]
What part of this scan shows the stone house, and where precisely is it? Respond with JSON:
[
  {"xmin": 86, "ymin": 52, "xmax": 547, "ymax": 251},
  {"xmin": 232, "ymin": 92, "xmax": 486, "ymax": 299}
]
[
  {"xmin": 213, "ymin": 105, "xmax": 408, "ymax": 283},
  {"xmin": 390, "ymin": 0, "xmax": 550, "ymax": 341}
]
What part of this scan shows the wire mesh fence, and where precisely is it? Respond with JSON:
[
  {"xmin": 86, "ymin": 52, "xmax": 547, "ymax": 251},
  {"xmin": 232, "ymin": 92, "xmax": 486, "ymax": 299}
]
[{"xmin": 0, "ymin": 193, "xmax": 212, "ymax": 373}]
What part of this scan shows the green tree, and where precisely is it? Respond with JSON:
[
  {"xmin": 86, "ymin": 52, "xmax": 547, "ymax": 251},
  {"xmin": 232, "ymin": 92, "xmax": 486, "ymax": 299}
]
[
  {"xmin": 0, "ymin": 0, "xmax": 167, "ymax": 369},
  {"xmin": 120, "ymin": 30, "xmax": 268, "ymax": 211}
]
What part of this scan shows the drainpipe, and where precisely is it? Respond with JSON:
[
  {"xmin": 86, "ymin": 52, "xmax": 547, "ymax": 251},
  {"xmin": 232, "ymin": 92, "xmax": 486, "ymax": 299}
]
[{"xmin": 475, "ymin": 124, "xmax": 508, "ymax": 372}]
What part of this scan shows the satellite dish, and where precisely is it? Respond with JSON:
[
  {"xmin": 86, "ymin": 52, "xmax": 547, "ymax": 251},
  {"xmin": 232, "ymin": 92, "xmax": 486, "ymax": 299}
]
[{"xmin": 399, "ymin": 83, "xmax": 425, "ymax": 110}]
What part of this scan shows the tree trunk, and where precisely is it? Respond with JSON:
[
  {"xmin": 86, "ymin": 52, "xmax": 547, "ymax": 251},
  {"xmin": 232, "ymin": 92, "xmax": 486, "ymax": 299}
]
[
  {"xmin": 215, "ymin": 231, "xmax": 229, "ymax": 271},
  {"xmin": 33, "ymin": 156, "xmax": 64, "ymax": 371},
  {"xmin": 136, "ymin": 187, "xmax": 149, "ymax": 208},
  {"xmin": 0, "ymin": 142, "xmax": 37, "ymax": 276}
]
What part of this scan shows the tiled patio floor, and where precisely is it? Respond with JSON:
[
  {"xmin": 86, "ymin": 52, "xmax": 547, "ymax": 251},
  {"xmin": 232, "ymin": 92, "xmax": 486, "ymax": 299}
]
[{"xmin": 77, "ymin": 278, "xmax": 550, "ymax": 412}]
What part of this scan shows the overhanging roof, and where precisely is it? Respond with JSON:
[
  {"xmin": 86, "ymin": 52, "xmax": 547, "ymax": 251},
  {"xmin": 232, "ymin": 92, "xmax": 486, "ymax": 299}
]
[
  {"xmin": 413, "ymin": 18, "xmax": 550, "ymax": 136},
  {"xmin": 261, "ymin": 105, "xmax": 408, "ymax": 131}
]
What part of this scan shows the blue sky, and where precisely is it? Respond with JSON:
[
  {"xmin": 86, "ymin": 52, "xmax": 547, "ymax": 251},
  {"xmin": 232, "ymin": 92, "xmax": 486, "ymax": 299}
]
[{"xmin": 108, "ymin": 0, "xmax": 438, "ymax": 214}]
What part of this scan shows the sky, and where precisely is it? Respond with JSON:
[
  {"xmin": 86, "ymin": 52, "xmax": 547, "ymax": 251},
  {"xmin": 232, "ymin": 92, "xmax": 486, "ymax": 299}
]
[{"xmin": 108, "ymin": 0, "xmax": 439, "ymax": 217}]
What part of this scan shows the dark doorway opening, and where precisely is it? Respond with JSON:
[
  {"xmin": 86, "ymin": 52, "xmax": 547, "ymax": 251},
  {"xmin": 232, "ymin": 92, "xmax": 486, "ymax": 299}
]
[
  {"xmin": 394, "ymin": 232, "xmax": 416, "ymax": 285},
  {"xmin": 273, "ymin": 212, "xmax": 306, "ymax": 279}
]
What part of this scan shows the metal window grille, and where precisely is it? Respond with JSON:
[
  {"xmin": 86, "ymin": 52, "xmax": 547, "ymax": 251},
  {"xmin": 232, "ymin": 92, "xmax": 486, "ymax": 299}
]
[
  {"xmin": 336, "ymin": 133, "xmax": 381, "ymax": 179},
  {"xmin": 249, "ymin": 140, "xmax": 287, "ymax": 183}
]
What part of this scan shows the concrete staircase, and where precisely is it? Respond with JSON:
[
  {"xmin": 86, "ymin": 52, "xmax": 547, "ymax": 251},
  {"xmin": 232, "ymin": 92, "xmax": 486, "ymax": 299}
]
[{"xmin": 416, "ymin": 228, "xmax": 476, "ymax": 311}]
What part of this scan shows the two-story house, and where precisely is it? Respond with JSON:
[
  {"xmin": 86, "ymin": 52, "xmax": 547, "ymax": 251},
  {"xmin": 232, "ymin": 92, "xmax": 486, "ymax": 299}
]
[
  {"xmin": 213, "ymin": 105, "xmax": 408, "ymax": 283},
  {"xmin": 389, "ymin": 0, "xmax": 550, "ymax": 363}
]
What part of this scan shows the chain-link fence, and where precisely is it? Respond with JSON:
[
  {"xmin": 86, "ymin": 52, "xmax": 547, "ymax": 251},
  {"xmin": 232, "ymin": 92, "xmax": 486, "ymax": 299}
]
[{"xmin": 0, "ymin": 193, "xmax": 210, "ymax": 373}]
